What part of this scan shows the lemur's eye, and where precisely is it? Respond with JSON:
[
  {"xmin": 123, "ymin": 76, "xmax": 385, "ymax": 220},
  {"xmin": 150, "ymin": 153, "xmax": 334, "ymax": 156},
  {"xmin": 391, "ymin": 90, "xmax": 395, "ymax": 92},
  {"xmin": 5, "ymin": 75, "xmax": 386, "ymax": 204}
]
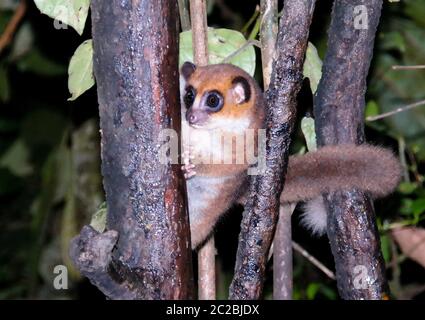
[
  {"xmin": 184, "ymin": 86, "xmax": 195, "ymax": 108},
  {"xmin": 205, "ymin": 91, "xmax": 223, "ymax": 110}
]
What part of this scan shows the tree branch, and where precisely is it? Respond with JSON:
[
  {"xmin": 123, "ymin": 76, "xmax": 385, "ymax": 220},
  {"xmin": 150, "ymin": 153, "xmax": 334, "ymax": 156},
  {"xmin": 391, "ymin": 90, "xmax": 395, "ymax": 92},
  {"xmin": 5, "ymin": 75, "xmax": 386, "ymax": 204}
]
[
  {"xmin": 260, "ymin": 0, "xmax": 278, "ymax": 89},
  {"xmin": 189, "ymin": 0, "xmax": 216, "ymax": 300},
  {"xmin": 178, "ymin": 0, "xmax": 191, "ymax": 31},
  {"xmin": 366, "ymin": 99, "xmax": 425, "ymax": 121},
  {"xmin": 392, "ymin": 65, "xmax": 425, "ymax": 70},
  {"xmin": 70, "ymin": 226, "xmax": 138, "ymax": 299},
  {"xmin": 229, "ymin": 0, "xmax": 316, "ymax": 300},
  {"xmin": 313, "ymin": 0, "xmax": 389, "ymax": 299},
  {"xmin": 273, "ymin": 205, "xmax": 294, "ymax": 299},
  {"xmin": 70, "ymin": 0, "xmax": 193, "ymax": 299},
  {"xmin": 292, "ymin": 241, "xmax": 336, "ymax": 280},
  {"xmin": 0, "ymin": 0, "xmax": 26, "ymax": 54},
  {"xmin": 190, "ymin": 0, "xmax": 209, "ymax": 66}
]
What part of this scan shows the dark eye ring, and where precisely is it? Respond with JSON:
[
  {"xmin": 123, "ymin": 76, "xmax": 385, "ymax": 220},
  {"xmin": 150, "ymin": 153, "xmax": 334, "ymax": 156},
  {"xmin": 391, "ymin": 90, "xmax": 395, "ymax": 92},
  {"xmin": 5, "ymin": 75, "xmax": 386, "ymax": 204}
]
[
  {"xmin": 206, "ymin": 92, "xmax": 222, "ymax": 109},
  {"xmin": 184, "ymin": 87, "xmax": 195, "ymax": 108}
]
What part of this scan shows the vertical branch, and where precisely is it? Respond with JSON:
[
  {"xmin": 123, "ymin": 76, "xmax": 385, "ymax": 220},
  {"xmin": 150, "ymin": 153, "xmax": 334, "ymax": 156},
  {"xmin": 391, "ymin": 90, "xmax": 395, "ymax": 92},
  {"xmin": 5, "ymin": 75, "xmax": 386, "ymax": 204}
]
[
  {"xmin": 273, "ymin": 204, "xmax": 294, "ymax": 299},
  {"xmin": 229, "ymin": 0, "xmax": 316, "ymax": 300},
  {"xmin": 260, "ymin": 0, "xmax": 278, "ymax": 89},
  {"xmin": 0, "ymin": 0, "xmax": 27, "ymax": 54},
  {"xmin": 190, "ymin": 0, "xmax": 209, "ymax": 66},
  {"xmin": 70, "ymin": 0, "xmax": 194, "ymax": 299},
  {"xmin": 259, "ymin": 0, "xmax": 294, "ymax": 301},
  {"xmin": 198, "ymin": 239, "xmax": 216, "ymax": 299},
  {"xmin": 313, "ymin": 0, "xmax": 388, "ymax": 299},
  {"xmin": 189, "ymin": 0, "xmax": 216, "ymax": 300},
  {"xmin": 178, "ymin": 0, "xmax": 191, "ymax": 31},
  {"xmin": 260, "ymin": 0, "xmax": 294, "ymax": 301}
]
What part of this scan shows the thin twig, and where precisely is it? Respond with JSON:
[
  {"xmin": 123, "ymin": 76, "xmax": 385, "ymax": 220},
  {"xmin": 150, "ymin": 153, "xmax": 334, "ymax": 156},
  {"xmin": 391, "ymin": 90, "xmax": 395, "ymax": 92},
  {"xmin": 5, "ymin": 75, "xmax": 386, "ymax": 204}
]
[
  {"xmin": 221, "ymin": 39, "xmax": 261, "ymax": 64},
  {"xmin": 392, "ymin": 65, "xmax": 425, "ymax": 70},
  {"xmin": 190, "ymin": 0, "xmax": 209, "ymax": 66},
  {"xmin": 0, "ymin": 0, "xmax": 27, "ymax": 54},
  {"xmin": 406, "ymin": 148, "xmax": 421, "ymax": 183},
  {"xmin": 366, "ymin": 99, "xmax": 425, "ymax": 121},
  {"xmin": 189, "ymin": 0, "xmax": 215, "ymax": 300},
  {"xmin": 178, "ymin": 0, "xmax": 191, "ymax": 31},
  {"xmin": 397, "ymin": 136, "xmax": 410, "ymax": 183},
  {"xmin": 241, "ymin": 5, "xmax": 260, "ymax": 35},
  {"xmin": 260, "ymin": 0, "xmax": 278, "ymax": 89},
  {"xmin": 271, "ymin": 233, "xmax": 337, "ymax": 281},
  {"xmin": 248, "ymin": 16, "xmax": 261, "ymax": 40},
  {"xmin": 198, "ymin": 238, "xmax": 216, "ymax": 300},
  {"xmin": 273, "ymin": 204, "xmax": 294, "ymax": 299},
  {"xmin": 292, "ymin": 241, "xmax": 336, "ymax": 280},
  {"xmin": 389, "ymin": 234, "xmax": 401, "ymax": 298}
]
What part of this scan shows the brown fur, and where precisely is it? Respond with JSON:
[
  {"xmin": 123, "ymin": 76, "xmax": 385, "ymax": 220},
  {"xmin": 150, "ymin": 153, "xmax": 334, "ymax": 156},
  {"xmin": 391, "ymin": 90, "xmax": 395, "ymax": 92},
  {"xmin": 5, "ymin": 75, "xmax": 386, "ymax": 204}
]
[
  {"xmin": 181, "ymin": 63, "xmax": 402, "ymax": 248},
  {"xmin": 182, "ymin": 63, "xmax": 265, "ymax": 248},
  {"xmin": 281, "ymin": 144, "xmax": 402, "ymax": 203},
  {"xmin": 183, "ymin": 63, "xmax": 265, "ymax": 178}
]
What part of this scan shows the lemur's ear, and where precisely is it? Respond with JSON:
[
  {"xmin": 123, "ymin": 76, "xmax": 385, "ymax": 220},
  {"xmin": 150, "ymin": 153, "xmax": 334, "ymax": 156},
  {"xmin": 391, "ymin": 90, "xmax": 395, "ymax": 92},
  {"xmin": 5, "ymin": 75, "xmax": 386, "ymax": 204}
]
[
  {"xmin": 181, "ymin": 61, "xmax": 196, "ymax": 80},
  {"xmin": 231, "ymin": 76, "xmax": 251, "ymax": 104}
]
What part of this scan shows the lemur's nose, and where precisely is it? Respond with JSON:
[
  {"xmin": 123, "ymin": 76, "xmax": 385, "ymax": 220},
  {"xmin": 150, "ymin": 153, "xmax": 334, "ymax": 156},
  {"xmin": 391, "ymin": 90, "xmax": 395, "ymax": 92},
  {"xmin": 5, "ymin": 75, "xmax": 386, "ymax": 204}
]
[
  {"xmin": 186, "ymin": 109, "xmax": 207, "ymax": 127},
  {"xmin": 188, "ymin": 114, "xmax": 197, "ymax": 124},
  {"xmin": 186, "ymin": 111, "xmax": 197, "ymax": 125}
]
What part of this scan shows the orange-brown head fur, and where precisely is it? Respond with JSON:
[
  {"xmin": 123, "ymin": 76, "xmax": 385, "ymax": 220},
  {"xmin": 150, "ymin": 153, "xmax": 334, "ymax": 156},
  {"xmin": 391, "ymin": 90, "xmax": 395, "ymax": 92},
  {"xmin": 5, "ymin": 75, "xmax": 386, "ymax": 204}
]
[{"xmin": 181, "ymin": 62, "xmax": 264, "ymax": 130}]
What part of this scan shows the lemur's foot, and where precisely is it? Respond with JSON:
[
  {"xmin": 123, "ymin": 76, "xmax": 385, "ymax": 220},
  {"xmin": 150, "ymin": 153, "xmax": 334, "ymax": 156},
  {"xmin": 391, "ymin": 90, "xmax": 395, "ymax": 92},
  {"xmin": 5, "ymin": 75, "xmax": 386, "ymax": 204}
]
[{"xmin": 182, "ymin": 146, "xmax": 196, "ymax": 179}]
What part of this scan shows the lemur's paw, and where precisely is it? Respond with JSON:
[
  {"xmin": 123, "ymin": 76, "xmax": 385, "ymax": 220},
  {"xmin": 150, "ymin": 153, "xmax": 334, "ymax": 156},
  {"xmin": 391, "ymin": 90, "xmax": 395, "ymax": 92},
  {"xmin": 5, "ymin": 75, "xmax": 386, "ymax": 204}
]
[{"xmin": 182, "ymin": 146, "xmax": 196, "ymax": 179}]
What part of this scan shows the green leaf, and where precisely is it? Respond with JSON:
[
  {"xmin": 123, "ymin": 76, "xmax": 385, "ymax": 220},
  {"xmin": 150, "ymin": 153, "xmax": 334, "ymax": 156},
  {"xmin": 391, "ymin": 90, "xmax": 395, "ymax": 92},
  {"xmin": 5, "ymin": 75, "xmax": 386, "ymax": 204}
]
[
  {"xmin": 10, "ymin": 23, "xmax": 34, "ymax": 60},
  {"xmin": 17, "ymin": 48, "xmax": 66, "ymax": 76},
  {"xmin": 68, "ymin": 39, "xmax": 95, "ymax": 101},
  {"xmin": 318, "ymin": 285, "xmax": 338, "ymax": 300},
  {"xmin": 301, "ymin": 117, "xmax": 317, "ymax": 152},
  {"xmin": 404, "ymin": 0, "xmax": 425, "ymax": 28},
  {"xmin": 179, "ymin": 28, "xmax": 256, "ymax": 76},
  {"xmin": 0, "ymin": 139, "xmax": 33, "ymax": 177},
  {"xmin": 365, "ymin": 100, "xmax": 380, "ymax": 118},
  {"xmin": 303, "ymin": 42, "xmax": 323, "ymax": 94},
  {"xmin": 398, "ymin": 182, "xmax": 418, "ymax": 194},
  {"xmin": 90, "ymin": 202, "xmax": 107, "ymax": 233},
  {"xmin": 306, "ymin": 283, "xmax": 320, "ymax": 300},
  {"xmin": 380, "ymin": 234, "xmax": 392, "ymax": 263},
  {"xmin": 370, "ymin": 17, "xmax": 425, "ymax": 159},
  {"xmin": 34, "ymin": 0, "xmax": 90, "ymax": 35},
  {"xmin": 380, "ymin": 32, "xmax": 406, "ymax": 53},
  {"xmin": 400, "ymin": 198, "xmax": 413, "ymax": 217},
  {"xmin": 411, "ymin": 198, "xmax": 425, "ymax": 217}
]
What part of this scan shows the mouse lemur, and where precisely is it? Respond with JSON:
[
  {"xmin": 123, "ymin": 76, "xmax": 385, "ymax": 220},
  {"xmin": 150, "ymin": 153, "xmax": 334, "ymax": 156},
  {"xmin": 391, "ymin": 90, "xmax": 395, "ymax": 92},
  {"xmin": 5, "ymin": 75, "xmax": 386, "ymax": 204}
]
[{"xmin": 180, "ymin": 61, "xmax": 401, "ymax": 249}]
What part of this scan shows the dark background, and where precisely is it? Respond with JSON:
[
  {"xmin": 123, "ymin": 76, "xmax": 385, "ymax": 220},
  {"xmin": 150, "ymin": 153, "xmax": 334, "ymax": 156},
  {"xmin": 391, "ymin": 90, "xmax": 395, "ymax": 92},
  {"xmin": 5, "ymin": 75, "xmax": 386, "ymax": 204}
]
[{"xmin": 0, "ymin": 0, "xmax": 424, "ymax": 299}]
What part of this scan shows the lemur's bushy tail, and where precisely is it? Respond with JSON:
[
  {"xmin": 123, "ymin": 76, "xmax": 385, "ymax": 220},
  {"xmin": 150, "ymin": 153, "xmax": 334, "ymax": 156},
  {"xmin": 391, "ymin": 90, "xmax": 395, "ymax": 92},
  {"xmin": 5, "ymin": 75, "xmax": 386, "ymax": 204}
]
[{"xmin": 280, "ymin": 144, "xmax": 402, "ymax": 235}]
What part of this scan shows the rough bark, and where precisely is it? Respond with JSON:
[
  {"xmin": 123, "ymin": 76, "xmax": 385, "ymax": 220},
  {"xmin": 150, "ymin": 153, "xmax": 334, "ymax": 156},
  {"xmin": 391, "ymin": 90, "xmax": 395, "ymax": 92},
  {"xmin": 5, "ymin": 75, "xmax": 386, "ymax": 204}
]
[
  {"xmin": 70, "ymin": 0, "xmax": 194, "ymax": 300},
  {"xmin": 229, "ymin": 0, "xmax": 316, "ymax": 300},
  {"xmin": 313, "ymin": 0, "xmax": 389, "ymax": 299}
]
